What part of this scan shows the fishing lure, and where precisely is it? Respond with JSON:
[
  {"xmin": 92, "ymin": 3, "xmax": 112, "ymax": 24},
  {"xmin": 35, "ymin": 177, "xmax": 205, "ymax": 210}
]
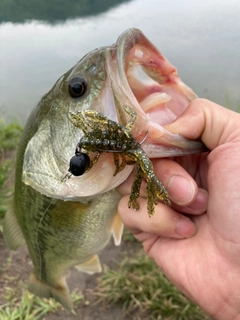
[{"xmin": 67, "ymin": 106, "xmax": 170, "ymax": 216}]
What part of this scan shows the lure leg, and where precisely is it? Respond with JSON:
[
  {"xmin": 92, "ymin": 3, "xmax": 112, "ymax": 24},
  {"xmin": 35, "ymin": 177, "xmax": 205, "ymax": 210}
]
[
  {"xmin": 127, "ymin": 149, "xmax": 170, "ymax": 216},
  {"xmin": 127, "ymin": 162, "xmax": 144, "ymax": 211}
]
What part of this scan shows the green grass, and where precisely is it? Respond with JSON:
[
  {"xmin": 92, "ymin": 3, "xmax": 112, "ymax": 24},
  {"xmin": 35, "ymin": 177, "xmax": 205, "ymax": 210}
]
[
  {"xmin": 0, "ymin": 120, "xmax": 22, "ymax": 227},
  {"xmin": 0, "ymin": 121, "xmax": 22, "ymax": 151},
  {"xmin": 97, "ymin": 251, "xmax": 209, "ymax": 320},
  {"xmin": 0, "ymin": 284, "xmax": 83, "ymax": 320},
  {"xmin": 0, "ymin": 160, "xmax": 12, "ymax": 221}
]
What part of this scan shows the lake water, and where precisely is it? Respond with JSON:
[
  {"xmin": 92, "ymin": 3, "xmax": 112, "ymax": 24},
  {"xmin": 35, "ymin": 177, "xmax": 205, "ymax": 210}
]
[{"xmin": 0, "ymin": 0, "xmax": 240, "ymax": 124}]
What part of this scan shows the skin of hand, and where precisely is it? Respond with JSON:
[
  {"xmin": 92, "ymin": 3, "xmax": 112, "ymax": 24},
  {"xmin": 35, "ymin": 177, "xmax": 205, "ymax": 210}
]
[{"xmin": 117, "ymin": 99, "xmax": 240, "ymax": 320}]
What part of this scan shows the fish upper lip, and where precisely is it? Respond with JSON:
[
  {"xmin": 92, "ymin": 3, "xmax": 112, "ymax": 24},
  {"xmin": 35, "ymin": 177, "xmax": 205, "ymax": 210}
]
[
  {"xmin": 116, "ymin": 28, "xmax": 196, "ymax": 128},
  {"xmin": 112, "ymin": 28, "xmax": 205, "ymax": 156}
]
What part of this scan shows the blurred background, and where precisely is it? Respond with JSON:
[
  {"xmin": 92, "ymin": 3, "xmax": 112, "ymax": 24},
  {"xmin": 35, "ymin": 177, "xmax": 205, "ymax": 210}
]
[{"xmin": 0, "ymin": 0, "xmax": 240, "ymax": 124}]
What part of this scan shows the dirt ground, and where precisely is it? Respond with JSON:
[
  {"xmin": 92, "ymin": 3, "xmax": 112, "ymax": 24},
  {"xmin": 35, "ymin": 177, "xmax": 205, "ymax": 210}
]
[{"xmin": 0, "ymin": 230, "xmax": 144, "ymax": 320}]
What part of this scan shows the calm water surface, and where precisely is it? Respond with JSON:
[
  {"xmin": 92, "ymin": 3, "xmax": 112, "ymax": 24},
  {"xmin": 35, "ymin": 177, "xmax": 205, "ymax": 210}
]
[{"xmin": 0, "ymin": 0, "xmax": 240, "ymax": 123}]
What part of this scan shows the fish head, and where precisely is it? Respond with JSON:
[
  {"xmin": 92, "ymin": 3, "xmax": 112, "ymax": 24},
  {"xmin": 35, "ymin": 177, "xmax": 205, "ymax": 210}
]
[{"xmin": 22, "ymin": 28, "xmax": 205, "ymax": 200}]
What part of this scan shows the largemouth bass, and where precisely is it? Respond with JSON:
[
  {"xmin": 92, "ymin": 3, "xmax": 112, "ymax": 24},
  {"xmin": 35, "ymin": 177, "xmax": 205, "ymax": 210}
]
[{"xmin": 3, "ymin": 28, "xmax": 205, "ymax": 310}]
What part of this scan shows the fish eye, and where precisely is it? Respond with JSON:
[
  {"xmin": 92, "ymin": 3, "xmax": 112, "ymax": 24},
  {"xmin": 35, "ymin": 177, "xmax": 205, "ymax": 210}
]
[
  {"xmin": 68, "ymin": 76, "xmax": 87, "ymax": 98},
  {"xmin": 68, "ymin": 153, "xmax": 90, "ymax": 176}
]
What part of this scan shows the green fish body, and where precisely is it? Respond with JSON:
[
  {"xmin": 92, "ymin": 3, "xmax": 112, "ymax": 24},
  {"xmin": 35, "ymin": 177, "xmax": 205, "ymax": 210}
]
[{"xmin": 4, "ymin": 28, "xmax": 205, "ymax": 310}]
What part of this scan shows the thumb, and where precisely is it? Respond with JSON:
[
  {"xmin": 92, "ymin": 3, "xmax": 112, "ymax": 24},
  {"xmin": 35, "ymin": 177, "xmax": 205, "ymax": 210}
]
[{"xmin": 165, "ymin": 99, "xmax": 240, "ymax": 150}]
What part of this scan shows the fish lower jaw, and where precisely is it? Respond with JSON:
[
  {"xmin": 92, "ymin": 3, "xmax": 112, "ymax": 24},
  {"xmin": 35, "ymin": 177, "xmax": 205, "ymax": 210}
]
[{"xmin": 22, "ymin": 158, "xmax": 134, "ymax": 200}]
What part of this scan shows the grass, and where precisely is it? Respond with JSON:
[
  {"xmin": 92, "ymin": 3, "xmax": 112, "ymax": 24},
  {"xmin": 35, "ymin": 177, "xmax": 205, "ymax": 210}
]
[
  {"xmin": 0, "ymin": 283, "xmax": 83, "ymax": 320},
  {"xmin": 97, "ymin": 251, "xmax": 209, "ymax": 320},
  {"xmin": 0, "ymin": 121, "xmax": 22, "ymax": 151},
  {"xmin": 0, "ymin": 120, "xmax": 22, "ymax": 228}
]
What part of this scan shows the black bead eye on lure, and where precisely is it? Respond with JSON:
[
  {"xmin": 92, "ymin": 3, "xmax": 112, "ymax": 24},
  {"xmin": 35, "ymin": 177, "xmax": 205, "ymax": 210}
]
[{"xmin": 68, "ymin": 152, "xmax": 90, "ymax": 176}]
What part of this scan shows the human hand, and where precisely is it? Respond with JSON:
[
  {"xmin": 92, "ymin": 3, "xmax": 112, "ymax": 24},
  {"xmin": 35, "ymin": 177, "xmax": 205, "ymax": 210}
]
[{"xmin": 117, "ymin": 99, "xmax": 240, "ymax": 319}]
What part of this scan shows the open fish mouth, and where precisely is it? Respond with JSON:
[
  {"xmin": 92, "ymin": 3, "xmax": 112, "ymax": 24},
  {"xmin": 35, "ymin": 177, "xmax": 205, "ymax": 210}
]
[
  {"xmin": 118, "ymin": 28, "xmax": 196, "ymax": 125},
  {"xmin": 22, "ymin": 28, "xmax": 205, "ymax": 200},
  {"xmin": 113, "ymin": 28, "xmax": 204, "ymax": 157}
]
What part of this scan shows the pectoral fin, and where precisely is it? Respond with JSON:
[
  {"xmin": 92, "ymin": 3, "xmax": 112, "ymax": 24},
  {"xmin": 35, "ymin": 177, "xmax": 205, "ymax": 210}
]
[
  {"xmin": 75, "ymin": 254, "xmax": 102, "ymax": 274},
  {"xmin": 110, "ymin": 212, "xmax": 124, "ymax": 246},
  {"xmin": 28, "ymin": 272, "xmax": 73, "ymax": 311},
  {"xmin": 3, "ymin": 206, "xmax": 25, "ymax": 250}
]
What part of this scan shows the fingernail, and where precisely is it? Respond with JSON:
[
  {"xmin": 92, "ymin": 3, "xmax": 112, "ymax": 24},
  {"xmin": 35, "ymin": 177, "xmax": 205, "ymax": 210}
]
[
  {"xmin": 175, "ymin": 217, "xmax": 196, "ymax": 238},
  {"xmin": 168, "ymin": 176, "xmax": 195, "ymax": 205}
]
